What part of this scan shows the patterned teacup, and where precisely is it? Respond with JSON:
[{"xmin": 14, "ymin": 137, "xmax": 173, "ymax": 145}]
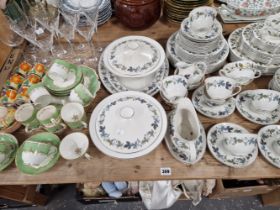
[
  {"xmin": 205, "ymin": 76, "xmax": 242, "ymax": 101},
  {"xmin": 15, "ymin": 103, "xmax": 41, "ymax": 133},
  {"xmin": 159, "ymin": 75, "xmax": 188, "ymax": 104},
  {"xmin": 61, "ymin": 103, "xmax": 87, "ymax": 130},
  {"xmin": 36, "ymin": 105, "xmax": 66, "ymax": 133}
]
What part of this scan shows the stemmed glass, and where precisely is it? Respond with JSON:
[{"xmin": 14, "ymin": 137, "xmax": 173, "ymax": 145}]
[
  {"xmin": 55, "ymin": 10, "xmax": 83, "ymax": 63},
  {"xmin": 75, "ymin": 0, "xmax": 100, "ymax": 66},
  {"xmin": 0, "ymin": 10, "xmax": 24, "ymax": 47}
]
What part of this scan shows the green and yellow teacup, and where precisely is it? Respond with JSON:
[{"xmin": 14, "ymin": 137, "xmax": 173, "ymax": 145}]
[
  {"xmin": 15, "ymin": 103, "xmax": 41, "ymax": 133},
  {"xmin": 36, "ymin": 105, "xmax": 66, "ymax": 133},
  {"xmin": 61, "ymin": 102, "xmax": 87, "ymax": 130},
  {"xmin": 69, "ymin": 84, "xmax": 93, "ymax": 106}
]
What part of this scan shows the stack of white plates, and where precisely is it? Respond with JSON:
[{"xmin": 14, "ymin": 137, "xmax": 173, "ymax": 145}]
[
  {"xmin": 166, "ymin": 6, "xmax": 229, "ymax": 74},
  {"xmin": 228, "ymin": 14, "xmax": 280, "ymax": 75},
  {"xmin": 89, "ymin": 91, "xmax": 167, "ymax": 159},
  {"xmin": 59, "ymin": 0, "xmax": 112, "ymax": 26},
  {"xmin": 99, "ymin": 35, "xmax": 169, "ymax": 96}
]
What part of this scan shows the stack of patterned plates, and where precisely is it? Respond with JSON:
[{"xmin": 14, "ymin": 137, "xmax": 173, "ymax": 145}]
[
  {"xmin": 59, "ymin": 0, "xmax": 112, "ymax": 26},
  {"xmin": 163, "ymin": 0, "xmax": 212, "ymax": 23}
]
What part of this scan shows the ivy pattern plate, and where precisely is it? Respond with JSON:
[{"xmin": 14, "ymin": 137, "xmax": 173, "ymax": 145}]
[
  {"xmin": 258, "ymin": 125, "xmax": 280, "ymax": 168},
  {"xmin": 207, "ymin": 123, "xmax": 258, "ymax": 168},
  {"xmin": 192, "ymin": 86, "xmax": 235, "ymax": 119},
  {"xmin": 236, "ymin": 90, "xmax": 280, "ymax": 125}
]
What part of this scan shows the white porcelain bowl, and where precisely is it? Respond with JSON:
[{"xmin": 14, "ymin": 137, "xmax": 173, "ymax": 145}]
[{"xmin": 222, "ymin": 133, "xmax": 257, "ymax": 156}]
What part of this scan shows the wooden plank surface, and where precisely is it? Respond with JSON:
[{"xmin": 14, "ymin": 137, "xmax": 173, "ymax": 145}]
[{"xmin": 1, "ymin": 17, "xmax": 279, "ymax": 185}]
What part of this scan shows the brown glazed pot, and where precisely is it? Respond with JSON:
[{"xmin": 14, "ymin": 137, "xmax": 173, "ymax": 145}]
[{"xmin": 115, "ymin": 0, "xmax": 161, "ymax": 29}]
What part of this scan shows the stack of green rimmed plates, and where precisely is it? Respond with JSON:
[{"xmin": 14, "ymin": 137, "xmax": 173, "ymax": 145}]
[
  {"xmin": 0, "ymin": 133, "xmax": 18, "ymax": 171},
  {"xmin": 15, "ymin": 132, "xmax": 60, "ymax": 175},
  {"xmin": 42, "ymin": 60, "xmax": 83, "ymax": 96},
  {"xmin": 163, "ymin": 0, "xmax": 213, "ymax": 23}
]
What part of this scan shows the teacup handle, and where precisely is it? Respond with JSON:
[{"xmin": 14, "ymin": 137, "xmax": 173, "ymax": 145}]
[
  {"xmin": 219, "ymin": 69, "xmax": 227, "ymax": 77},
  {"xmin": 81, "ymin": 121, "xmax": 88, "ymax": 128},
  {"xmin": 25, "ymin": 125, "xmax": 42, "ymax": 133},
  {"xmin": 229, "ymin": 85, "xmax": 242, "ymax": 98},
  {"xmin": 174, "ymin": 68, "xmax": 179, "ymax": 75},
  {"xmin": 254, "ymin": 70, "xmax": 262, "ymax": 78},
  {"xmin": 50, "ymin": 118, "xmax": 67, "ymax": 129},
  {"xmin": 84, "ymin": 153, "xmax": 92, "ymax": 160}
]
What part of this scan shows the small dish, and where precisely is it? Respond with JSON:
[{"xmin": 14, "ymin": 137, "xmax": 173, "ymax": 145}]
[
  {"xmin": 207, "ymin": 122, "xmax": 258, "ymax": 168},
  {"xmin": 236, "ymin": 90, "xmax": 280, "ymax": 125}
]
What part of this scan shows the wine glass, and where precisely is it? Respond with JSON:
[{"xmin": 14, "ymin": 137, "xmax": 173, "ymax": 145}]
[
  {"xmin": 75, "ymin": 0, "xmax": 99, "ymax": 65},
  {"xmin": 0, "ymin": 10, "xmax": 24, "ymax": 47}
]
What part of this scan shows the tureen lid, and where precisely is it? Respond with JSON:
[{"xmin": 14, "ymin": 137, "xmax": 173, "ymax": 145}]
[
  {"xmin": 89, "ymin": 91, "xmax": 167, "ymax": 159},
  {"xmin": 103, "ymin": 36, "xmax": 165, "ymax": 77}
]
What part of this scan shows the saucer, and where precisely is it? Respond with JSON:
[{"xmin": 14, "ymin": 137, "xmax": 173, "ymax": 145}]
[
  {"xmin": 166, "ymin": 32, "xmax": 228, "ymax": 74},
  {"xmin": 236, "ymin": 90, "xmax": 280, "ymax": 125},
  {"xmin": 192, "ymin": 86, "xmax": 236, "ymax": 119},
  {"xmin": 165, "ymin": 111, "xmax": 206, "ymax": 165},
  {"xmin": 207, "ymin": 123, "xmax": 258, "ymax": 168},
  {"xmin": 258, "ymin": 125, "xmax": 280, "ymax": 168},
  {"xmin": 98, "ymin": 54, "xmax": 169, "ymax": 96}
]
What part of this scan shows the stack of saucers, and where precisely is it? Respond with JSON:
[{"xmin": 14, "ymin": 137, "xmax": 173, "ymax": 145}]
[
  {"xmin": 166, "ymin": 6, "xmax": 229, "ymax": 74},
  {"xmin": 163, "ymin": 0, "xmax": 212, "ymax": 23},
  {"xmin": 99, "ymin": 35, "xmax": 169, "ymax": 96},
  {"xmin": 42, "ymin": 60, "xmax": 83, "ymax": 96},
  {"xmin": 59, "ymin": 0, "xmax": 112, "ymax": 26},
  {"xmin": 228, "ymin": 14, "xmax": 280, "ymax": 75}
]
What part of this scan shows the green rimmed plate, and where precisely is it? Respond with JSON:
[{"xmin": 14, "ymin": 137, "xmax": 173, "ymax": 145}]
[
  {"xmin": 79, "ymin": 66, "xmax": 101, "ymax": 97},
  {"xmin": 0, "ymin": 133, "xmax": 18, "ymax": 171},
  {"xmin": 15, "ymin": 132, "xmax": 60, "ymax": 175},
  {"xmin": 42, "ymin": 59, "xmax": 83, "ymax": 92}
]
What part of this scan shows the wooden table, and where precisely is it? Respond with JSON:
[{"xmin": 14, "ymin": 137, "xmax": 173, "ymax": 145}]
[{"xmin": 0, "ymin": 17, "xmax": 279, "ymax": 185}]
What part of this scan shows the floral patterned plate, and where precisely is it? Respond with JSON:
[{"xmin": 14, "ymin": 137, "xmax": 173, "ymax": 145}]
[
  {"xmin": 192, "ymin": 86, "xmax": 236, "ymax": 119},
  {"xmin": 235, "ymin": 90, "xmax": 280, "ymax": 125},
  {"xmin": 258, "ymin": 125, "xmax": 280, "ymax": 168},
  {"xmin": 207, "ymin": 123, "xmax": 258, "ymax": 168},
  {"xmin": 98, "ymin": 54, "xmax": 169, "ymax": 96},
  {"xmin": 89, "ymin": 91, "xmax": 167, "ymax": 159},
  {"xmin": 165, "ymin": 111, "xmax": 206, "ymax": 165}
]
